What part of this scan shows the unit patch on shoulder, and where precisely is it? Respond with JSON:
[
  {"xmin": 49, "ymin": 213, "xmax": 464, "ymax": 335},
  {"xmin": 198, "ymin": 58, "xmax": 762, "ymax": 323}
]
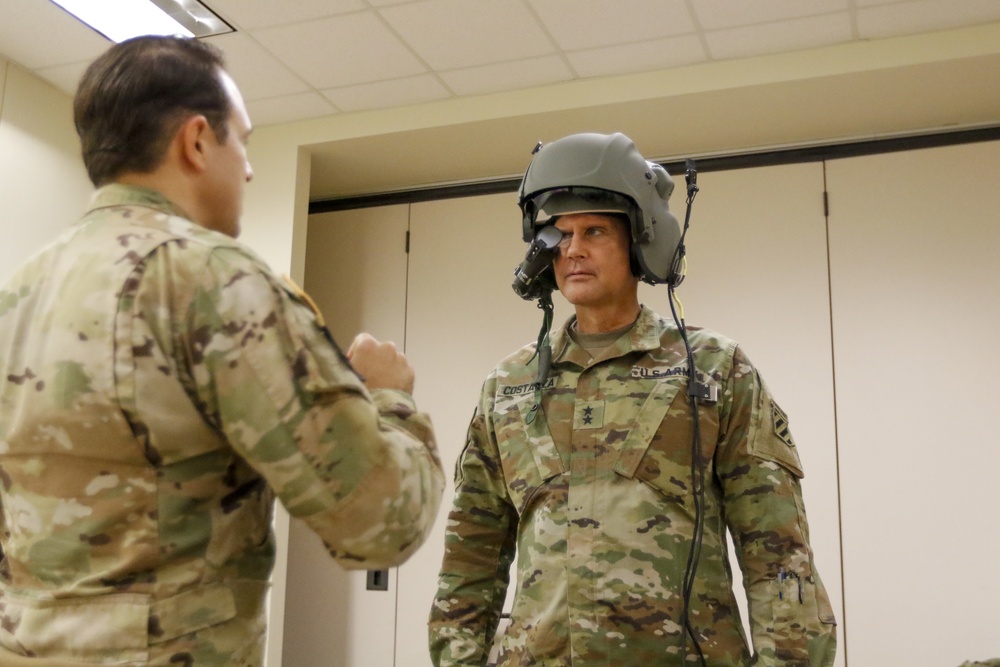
[{"xmin": 771, "ymin": 400, "xmax": 796, "ymax": 448}]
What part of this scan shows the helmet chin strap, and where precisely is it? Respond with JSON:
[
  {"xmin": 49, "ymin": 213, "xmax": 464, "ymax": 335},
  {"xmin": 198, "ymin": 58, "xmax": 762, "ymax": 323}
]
[{"xmin": 525, "ymin": 289, "xmax": 555, "ymax": 424}]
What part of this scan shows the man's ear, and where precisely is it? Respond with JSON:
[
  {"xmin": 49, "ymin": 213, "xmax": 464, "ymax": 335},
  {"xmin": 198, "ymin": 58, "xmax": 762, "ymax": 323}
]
[{"xmin": 178, "ymin": 115, "xmax": 212, "ymax": 174}]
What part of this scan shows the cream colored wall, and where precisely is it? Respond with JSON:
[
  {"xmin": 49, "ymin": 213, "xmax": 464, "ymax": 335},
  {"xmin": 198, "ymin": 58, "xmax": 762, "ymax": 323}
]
[
  {"xmin": 827, "ymin": 142, "xmax": 1000, "ymax": 666},
  {"xmin": 4, "ymin": 25, "xmax": 998, "ymax": 664},
  {"xmin": 297, "ymin": 163, "xmax": 845, "ymax": 667},
  {"xmin": 0, "ymin": 59, "xmax": 90, "ymax": 284},
  {"xmin": 295, "ymin": 140, "xmax": 999, "ymax": 666},
  {"xmin": 289, "ymin": 204, "xmax": 411, "ymax": 667}
]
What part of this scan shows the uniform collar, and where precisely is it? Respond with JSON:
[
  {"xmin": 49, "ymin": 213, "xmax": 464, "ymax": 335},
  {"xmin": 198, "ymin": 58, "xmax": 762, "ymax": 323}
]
[
  {"xmin": 86, "ymin": 183, "xmax": 191, "ymax": 221},
  {"xmin": 550, "ymin": 304, "xmax": 665, "ymax": 368}
]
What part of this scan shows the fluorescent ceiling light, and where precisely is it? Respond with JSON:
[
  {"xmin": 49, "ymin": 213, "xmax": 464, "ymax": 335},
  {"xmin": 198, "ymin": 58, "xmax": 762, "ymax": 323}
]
[{"xmin": 50, "ymin": 0, "xmax": 233, "ymax": 43}]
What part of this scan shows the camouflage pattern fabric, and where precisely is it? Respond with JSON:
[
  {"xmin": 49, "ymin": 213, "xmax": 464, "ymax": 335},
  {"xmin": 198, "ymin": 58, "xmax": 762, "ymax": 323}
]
[
  {"xmin": 429, "ymin": 306, "xmax": 836, "ymax": 666},
  {"xmin": 0, "ymin": 184, "xmax": 444, "ymax": 665}
]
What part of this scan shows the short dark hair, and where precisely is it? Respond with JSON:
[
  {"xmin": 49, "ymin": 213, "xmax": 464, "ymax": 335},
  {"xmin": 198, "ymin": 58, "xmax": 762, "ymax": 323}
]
[{"xmin": 73, "ymin": 35, "xmax": 230, "ymax": 187}]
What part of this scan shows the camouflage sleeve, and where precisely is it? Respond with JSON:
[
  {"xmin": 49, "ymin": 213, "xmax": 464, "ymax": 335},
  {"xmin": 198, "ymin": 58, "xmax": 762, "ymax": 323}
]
[
  {"xmin": 714, "ymin": 346, "xmax": 837, "ymax": 667},
  {"xmin": 143, "ymin": 244, "xmax": 444, "ymax": 569},
  {"xmin": 428, "ymin": 378, "xmax": 518, "ymax": 667}
]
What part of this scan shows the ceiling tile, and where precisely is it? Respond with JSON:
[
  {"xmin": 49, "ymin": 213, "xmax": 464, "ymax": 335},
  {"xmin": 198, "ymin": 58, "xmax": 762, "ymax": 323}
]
[
  {"xmin": 858, "ymin": 0, "xmax": 1000, "ymax": 39},
  {"xmin": 567, "ymin": 34, "xmax": 708, "ymax": 78},
  {"xmin": 379, "ymin": 0, "xmax": 555, "ymax": 70},
  {"xmin": 1, "ymin": 0, "xmax": 998, "ymax": 135},
  {"xmin": 693, "ymin": 0, "xmax": 850, "ymax": 31},
  {"xmin": 706, "ymin": 13, "xmax": 853, "ymax": 61},
  {"xmin": 322, "ymin": 74, "xmax": 450, "ymax": 112},
  {"xmin": 206, "ymin": 0, "xmax": 366, "ymax": 30},
  {"xmin": 246, "ymin": 91, "xmax": 337, "ymax": 127},
  {"xmin": 251, "ymin": 13, "xmax": 426, "ymax": 89},
  {"xmin": 530, "ymin": 0, "xmax": 695, "ymax": 49},
  {"xmin": 439, "ymin": 55, "xmax": 572, "ymax": 96},
  {"xmin": 206, "ymin": 33, "xmax": 310, "ymax": 101},
  {"xmin": 0, "ymin": 0, "xmax": 108, "ymax": 69}
]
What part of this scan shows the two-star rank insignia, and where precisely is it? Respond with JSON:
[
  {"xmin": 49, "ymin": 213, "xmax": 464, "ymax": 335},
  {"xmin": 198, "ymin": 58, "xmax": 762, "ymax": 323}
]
[{"xmin": 574, "ymin": 400, "xmax": 605, "ymax": 429}]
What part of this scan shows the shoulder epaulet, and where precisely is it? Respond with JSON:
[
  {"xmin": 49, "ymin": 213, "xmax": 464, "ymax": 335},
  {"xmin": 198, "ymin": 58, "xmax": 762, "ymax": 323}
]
[{"xmin": 280, "ymin": 274, "xmax": 326, "ymax": 328}]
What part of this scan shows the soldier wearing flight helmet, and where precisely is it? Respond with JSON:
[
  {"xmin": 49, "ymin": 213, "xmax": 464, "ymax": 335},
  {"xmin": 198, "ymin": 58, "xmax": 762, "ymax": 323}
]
[{"xmin": 429, "ymin": 132, "xmax": 837, "ymax": 666}]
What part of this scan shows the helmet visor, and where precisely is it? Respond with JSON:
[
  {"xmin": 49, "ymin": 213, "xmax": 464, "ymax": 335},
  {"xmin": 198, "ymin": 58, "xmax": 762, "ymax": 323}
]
[{"xmin": 530, "ymin": 187, "xmax": 633, "ymax": 224}]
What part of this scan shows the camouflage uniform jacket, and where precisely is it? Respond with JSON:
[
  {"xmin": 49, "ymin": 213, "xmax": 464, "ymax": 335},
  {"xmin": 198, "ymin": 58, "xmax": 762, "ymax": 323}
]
[
  {"xmin": 0, "ymin": 185, "xmax": 444, "ymax": 666},
  {"xmin": 429, "ymin": 306, "xmax": 835, "ymax": 667}
]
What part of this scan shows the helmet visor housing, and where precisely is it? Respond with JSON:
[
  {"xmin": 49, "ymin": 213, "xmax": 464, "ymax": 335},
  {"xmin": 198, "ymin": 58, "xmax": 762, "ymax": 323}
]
[{"xmin": 529, "ymin": 187, "xmax": 633, "ymax": 224}]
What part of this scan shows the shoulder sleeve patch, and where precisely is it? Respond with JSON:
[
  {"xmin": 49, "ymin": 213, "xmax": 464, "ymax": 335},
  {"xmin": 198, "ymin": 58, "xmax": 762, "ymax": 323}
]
[
  {"xmin": 771, "ymin": 399, "xmax": 796, "ymax": 449},
  {"xmin": 748, "ymin": 373, "xmax": 804, "ymax": 478}
]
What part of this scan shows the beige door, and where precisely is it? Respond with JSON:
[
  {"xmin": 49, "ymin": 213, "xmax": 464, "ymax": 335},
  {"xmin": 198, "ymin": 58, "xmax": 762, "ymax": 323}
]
[
  {"xmin": 294, "ymin": 161, "xmax": 843, "ymax": 667},
  {"xmin": 286, "ymin": 140, "xmax": 1000, "ymax": 665},
  {"xmin": 827, "ymin": 140, "xmax": 1000, "ymax": 667},
  {"xmin": 284, "ymin": 203, "xmax": 410, "ymax": 667}
]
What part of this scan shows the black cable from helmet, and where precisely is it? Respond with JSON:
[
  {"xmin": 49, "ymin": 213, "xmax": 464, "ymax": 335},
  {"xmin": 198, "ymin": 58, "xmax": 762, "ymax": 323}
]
[
  {"xmin": 670, "ymin": 160, "xmax": 708, "ymax": 667},
  {"xmin": 525, "ymin": 288, "xmax": 554, "ymax": 424}
]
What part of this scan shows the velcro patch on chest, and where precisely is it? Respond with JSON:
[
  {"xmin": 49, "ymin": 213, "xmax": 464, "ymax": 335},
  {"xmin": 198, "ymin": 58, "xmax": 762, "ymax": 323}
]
[{"xmin": 574, "ymin": 400, "xmax": 605, "ymax": 430}]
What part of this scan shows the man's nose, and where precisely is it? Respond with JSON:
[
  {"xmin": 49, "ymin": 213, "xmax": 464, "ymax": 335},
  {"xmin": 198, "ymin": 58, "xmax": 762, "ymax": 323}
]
[{"xmin": 560, "ymin": 234, "xmax": 586, "ymax": 258}]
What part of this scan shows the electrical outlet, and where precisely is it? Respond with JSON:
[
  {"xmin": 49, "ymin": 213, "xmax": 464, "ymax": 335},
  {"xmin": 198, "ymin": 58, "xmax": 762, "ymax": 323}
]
[{"xmin": 366, "ymin": 568, "xmax": 389, "ymax": 591}]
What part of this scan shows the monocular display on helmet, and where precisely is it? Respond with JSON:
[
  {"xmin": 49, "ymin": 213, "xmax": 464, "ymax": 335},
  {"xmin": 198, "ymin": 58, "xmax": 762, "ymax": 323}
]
[{"xmin": 511, "ymin": 224, "xmax": 563, "ymax": 301}]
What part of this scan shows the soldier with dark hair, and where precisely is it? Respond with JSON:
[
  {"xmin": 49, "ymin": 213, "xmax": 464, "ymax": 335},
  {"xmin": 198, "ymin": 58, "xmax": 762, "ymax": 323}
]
[
  {"xmin": 429, "ymin": 132, "xmax": 836, "ymax": 666},
  {"xmin": 0, "ymin": 35, "xmax": 443, "ymax": 666}
]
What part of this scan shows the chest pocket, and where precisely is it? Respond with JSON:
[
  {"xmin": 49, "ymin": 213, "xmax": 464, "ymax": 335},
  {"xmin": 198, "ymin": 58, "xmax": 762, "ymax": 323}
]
[
  {"xmin": 491, "ymin": 391, "xmax": 566, "ymax": 514},
  {"xmin": 612, "ymin": 378, "xmax": 720, "ymax": 505}
]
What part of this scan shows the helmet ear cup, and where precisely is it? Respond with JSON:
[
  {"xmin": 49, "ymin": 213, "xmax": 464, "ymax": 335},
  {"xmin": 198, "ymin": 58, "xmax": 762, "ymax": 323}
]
[
  {"xmin": 630, "ymin": 162, "xmax": 682, "ymax": 285},
  {"xmin": 629, "ymin": 248, "xmax": 642, "ymax": 278},
  {"xmin": 631, "ymin": 233, "xmax": 683, "ymax": 284}
]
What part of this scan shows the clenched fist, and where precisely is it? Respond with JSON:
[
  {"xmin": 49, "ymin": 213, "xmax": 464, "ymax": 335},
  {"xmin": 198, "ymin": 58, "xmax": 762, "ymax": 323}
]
[{"xmin": 346, "ymin": 333, "xmax": 415, "ymax": 394}]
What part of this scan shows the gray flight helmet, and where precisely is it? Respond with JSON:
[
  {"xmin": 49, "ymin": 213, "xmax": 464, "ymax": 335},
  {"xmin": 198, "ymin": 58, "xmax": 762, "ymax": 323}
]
[{"xmin": 518, "ymin": 132, "xmax": 683, "ymax": 285}]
